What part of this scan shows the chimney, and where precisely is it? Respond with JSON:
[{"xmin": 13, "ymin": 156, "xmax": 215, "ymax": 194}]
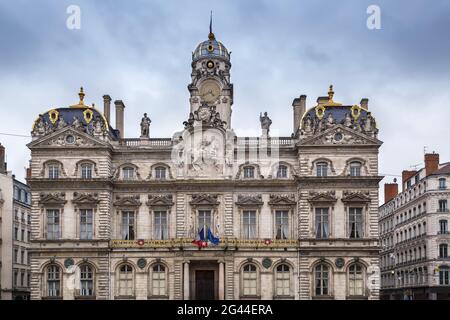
[
  {"xmin": 103, "ymin": 95, "xmax": 112, "ymax": 124},
  {"xmin": 114, "ymin": 100, "xmax": 125, "ymax": 139},
  {"xmin": 384, "ymin": 181, "xmax": 399, "ymax": 203},
  {"xmin": 425, "ymin": 152, "xmax": 439, "ymax": 176},
  {"xmin": 292, "ymin": 95, "xmax": 306, "ymax": 135},
  {"xmin": 0, "ymin": 143, "xmax": 6, "ymax": 173},
  {"xmin": 360, "ymin": 98, "xmax": 369, "ymax": 109}
]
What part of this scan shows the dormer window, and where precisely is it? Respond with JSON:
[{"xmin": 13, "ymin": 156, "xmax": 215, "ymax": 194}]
[
  {"xmin": 81, "ymin": 163, "xmax": 93, "ymax": 179},
  {"xmin": 316, "ymin": 162, "xmax": 328, "ymax": 177},
  {"xmin": 155, "ymin": 167, "xmax": 166, "ymax": 180},
  {"xmin": 243, "ymin": 166, "xmax": 255, "ymax": 179},
  {"xmin": 48, "ymin": 164, "xmax": 60, "ymax": 179},
  {"xmin": 123, "ymin": 167, "xmax": 135, "ymax": 180},
  {"xmin": 277, "ymin": 165, "xmax": 288, "ymax": 178},
  {"xmin": 349, "ymin": 162, "xmax": 361, "ymax": 177}
]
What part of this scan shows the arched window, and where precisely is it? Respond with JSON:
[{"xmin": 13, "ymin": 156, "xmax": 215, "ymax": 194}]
[
  {"xmin": 314, "ymin": 264, "xmax": 330, "ymax": 296},
  {"xmin": 277, "ymin": 165, "xmax": 288, "ymax": 178},
  {"xmin": 46, "ymin": 264, "xmax": 61, "ymax": 297},
  {"xmin": 81, "ymin": 163, "xmax": 93, "ymax": 179},
  {"xmin": 348, "ymin": 263, "xmax": 364, "ymax": 296},
  {"xmin": 439, "ymin": 244, "xmax": 448, "ymax": 258},
  {"xmin": 80, "ymin": 264, "xmax": 94, "ymax": 296},
  {"xmin": 150, "ymin": 264, "xmax": 167, "ymax": 297},
  {"xmin": 117, "ymin": 264, "xmax": 134, "ymax": 297},
  {"xmin": 349, "ymin": 162, "xmax": 361, "ymax": 177},
  {"xmin": 243, "ymin": 166, "xmax": 255, "ymax": 179},
  {"xmin": 154, "ymin": 167, "xmax": 167, "ymax": 180},
  {"xmin": 242, "ymin": 264, "xmax": 258, "ymax": 296},
  {"xmin": 316, "ymin": 162, "xmax": 328, "ymax": 177},
  {"xmin": 275, "ymin": 264, "xmax": 290, "ymax": 296},
  {"xmin": 122, "ymin": 167, "xmax": 135, "ymax": 180},
  {"xmin": 439, "ymin": 266, "xmax": 450, "ymax": 285}
]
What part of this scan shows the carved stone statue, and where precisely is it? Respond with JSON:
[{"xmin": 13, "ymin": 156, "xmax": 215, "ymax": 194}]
[
  {"xmin": 93, "ymin": 116, "xmax": 104, "ymax": 134},
  {"xmin": 303, "ymin": 115, "xmax": 312, "ymax": 134},
  {"xmin": 72, "ymin": 116, "xmax": 82, "ymax": 130},
  {"xmin": 140, "ymin": 113, "xmax": 151, "ymax": 138},
  {"xmin": 344, "ymin": 113, "xmax": 352, "ymax": 127},
  {"xmin": 57, "ymin": 116, "xmax": 67, "ymax": 130},
  {"xmin": 325, "ymin": 113, "xmax": 335, "ymax": 129},
  {"xmin": 260, "ymin": 112, "xmax": 272, "ymax": 135}
]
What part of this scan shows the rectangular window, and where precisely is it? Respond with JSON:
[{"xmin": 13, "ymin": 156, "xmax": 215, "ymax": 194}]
[
  {"xmin": 349, "ymin": 208, "xmax": 363, "ymax": 238},
  {"xmin": 27, "ymin": 272, "xmax": 31, "ymax": 287},
  {"xmin": 48, "ymin": 165, "xmax": 59, "ymax": 179},
  {"xmin": 154, "ymin": 211, "xmax": 168, "ymax": 240},
  {"xmin": 277, "ymin": 166, "xmax": 287, "ymax": 178},
  {"xmin": 439, "ymin": 178, "xmax": 447, "ymax": 190},
  {"xmin": 80, "ymin": 209, "xmax": 94, "ymax": 240},
  {"xmin": 122, "ymin": 167, "xmax": 134, "ymax": 180},
  {"xmin": 21, "ymin": 271, "xmax": 25, "ymax": 286},
  {"xmin": 27, "ymin": 214, "xmax": 31, "ymax": 224},
  {"xmin": 14, "ymin": 209, "xmax": 19, "ymax": 220},
  {"xmin": 316, "ymin": 163, "xmax": 328, "ymax": 177},
  {"xmin": 21, "ymin": 250, "xmax": 24, "ymax": 264},
  {"xmin": 81, "ymin": 164, "xmax": 93, "ymax": 179},
  {"xmin": 440, "ymin": 244, "xmax": 448, "ymax": 258},
  {"xmin": 244, "ymin": 167, "xmax": 255, "ymax": 179},
  {"xmin": 27, "ymin": 231, "xmax": 31, "ymax": 242},
  {"xmin": 438, "ymin": 200, "xmax": 448, "ymax": 212},
  {"xmin": 440, "ymin": 220, "xmax": 448, "ymax": 234},
  {"xmin": 14, "ymin": 249, "xmax": 18, "ymax": 263},
  {"xmin": 155, "ymin": 167, "xmax": 166, "ymax": 180},
  {"xmin": 121, "ymin": 211, "xmax": 135, "ymax": 240},
  {"xmin": 350, "ymin": 163, "xmax": 361, "ymax": 177},
  {"xmin": 14, "ymin": 227, "xmax": 18, "ymax": 240},
  {"xmin": 198, "ymin": 210, "xmax": 212, "ymax": 236},
  {"xmin": 21, "ymin": 229, "xmax": 25, "ymax": 241},
  {"xmin": 13, "ymin": 271, "xmax": 18, "ymax": 287},
  {"xmin": 315, "ymin": 208, "xmax": 329, "ymax": 239},
  {"xmin": 275, "ymin": 210, "xmax": 289, "ymax": 239},
  {"xmin": 242, "ymin": 210, "xmax": 257, "ymax": 239},
  {"xmin": 46, "ymin": 209, "xmax": 60, "ymax": 240}
]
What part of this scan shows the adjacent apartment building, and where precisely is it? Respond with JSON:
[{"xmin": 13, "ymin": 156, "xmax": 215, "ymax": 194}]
[
  {"xmin": 379, "ymin": 152, "xmax": 450, "ymax": 300},
  {"xmin": 0, "ymin": 143, "xmax": 32, "ymax": 299}
]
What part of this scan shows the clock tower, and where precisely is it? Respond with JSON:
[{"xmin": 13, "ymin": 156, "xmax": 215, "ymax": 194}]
[{"xmin": 188, "ymin": 17, "xmax": 233, "ymax": 128}]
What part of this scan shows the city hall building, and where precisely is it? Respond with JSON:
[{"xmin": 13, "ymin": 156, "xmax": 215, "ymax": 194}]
[{"xmin": 27, "ymin": 27, "xmax": 382, "ymax": 300}]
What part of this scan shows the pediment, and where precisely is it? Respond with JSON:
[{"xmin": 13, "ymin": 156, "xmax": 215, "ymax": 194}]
[
  {"xmin": 28, "ymin": 127, "xmax": 109, "ymax": 149},
  {"xmin": 190, "ymin": 194, "xmax": 219, "ymax": 207},
  {"xmin": 298, "ymin": 125, "xmax": 381, "ymax": 146},
  {"xmin": 147, "ymin": 195, "xmax": 174, "ymax": 207},
  {"xmin": 235, "ymin": 194, "xmax": 263, "ymax": 207},
  {"xmin": 268, "ymin": 194, "xmax": 296, "ymax": 206},
  {"xmin": 308, "ymin": 191, "xmax": 337, "ymax": 203},
  {"xmin": 113, "ymin": 195, "xmax": 142, "ymax": 207},
  {"xmin": 38, "ymin": 192, "xmax": 67, "ymax": 206},
  {"xmin": 342, "ymin": 191, "xmax": 371, "ymax": 203},
  {"xmin": 72, "ymin": 192, "xmax": 100, "ymax": 205}
]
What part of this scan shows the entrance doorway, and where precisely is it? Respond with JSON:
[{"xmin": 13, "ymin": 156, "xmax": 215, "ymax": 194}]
[{"xmin": 195, "ymin": 270, "xmax": 215, "ymax": 300}]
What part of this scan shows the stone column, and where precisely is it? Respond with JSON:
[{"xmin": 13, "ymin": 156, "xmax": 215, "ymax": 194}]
[
  {"xmin": 183, "ymin": 261, "xmax": 190, "ymax": 300},
  {"xmin": 114, "ymin": 100, "xmax": 125, "ymax": 139},
  {"xmin": 218, "ymin": 260, "xmax": 225, "ymax": 300}
]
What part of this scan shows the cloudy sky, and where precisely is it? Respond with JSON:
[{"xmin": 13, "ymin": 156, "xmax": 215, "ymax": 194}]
[{"xmin": 1, "ymin": 0, "xmax": 449, "ymax": 202}]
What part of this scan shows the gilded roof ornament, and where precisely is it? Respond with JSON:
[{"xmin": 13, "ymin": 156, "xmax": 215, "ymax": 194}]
[{"xmin": 70, "ymin": 86, "xmax": 89, "ymax": 108}]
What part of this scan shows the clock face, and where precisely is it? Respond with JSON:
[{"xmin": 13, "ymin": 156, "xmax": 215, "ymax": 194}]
[{"xmin": 199, "ymin": 81, "xmax": 220, "ymax": 103}]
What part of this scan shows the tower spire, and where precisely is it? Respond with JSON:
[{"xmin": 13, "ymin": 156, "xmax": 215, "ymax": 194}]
[{"xmin": 208, "ymin": 11, "xmax": 215, "ymax": 40}]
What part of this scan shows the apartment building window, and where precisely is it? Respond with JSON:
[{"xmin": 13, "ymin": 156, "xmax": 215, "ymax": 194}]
[
  {"xmin": 154, "ymin": 167, "xmax": 166, "ymax": 180},
  {"xmin": 348, "ymin": 208, "xmax": 363, "ymax": 238},
  {"xmin": 46, "ymin": 209, "xmax": 60, "ymax": 240},
  {"xmin": 277, "ymin": 165, "xmax": 288, "ymax": 178},
  {"xmin": 80, "ymin": 209, "xmax": 93, "ymax": 240},
  {"xmin": 14, "ymin": 227, "xmax": 18, "ymax": 240},
  {"xmin": 315, "ymin": 208, "xmax": 329, "ymax": 239},
  {"xmin": 121, "ymin": 211, "xmax": 135, "ymax": 240},
  {"xmin": 81, "ymin": 163, "xmax": 93, "ymax": 179},
  {"xmin": 439, "ymin": 267, "xmax": 450, "ymax": 285},
  {"xmin": 439, "ymin": 178, "xmax": 447, "ymax": 190},
  {"xmin": 27, "ymin": 214, "xmax": 31, "ymax": 224},
  {"xmin": 154, "ymin": 211, "xmax": 168, "ymax": 240},
  {"xmin": 48, "ymin": 164, "xmax": 59, "ymax": 179},
  {"xmin": 349, "ymin": 162, "xmax": 361, "ymax": 177},
  {"xmin": 439, "ymin": 200, "xmax": 448, "ymax": 212},
  {"xmin": 242, "ymin": 210, "xmax": 257, "ymax": 239},
  {"xmin": 20, "ymin": 250, "xmax": 24, "ymax": 264},
  {"xmin": 14, "ymin": 186, "xmax": 19, "ymax": 200},
  {"xmin": 21, "ymin": 271, "xmax": 25, "ymax": 287},
  {"xmin": 14, "ymin": 271, "xmax": 18, "ymax": 287},
  {"xmin": 21, "ymin": 229, "xmax": 25, "ymax": 241},
  {"xmin": 316, "ymin": 162, "xmax": 328, "ymax": 177},
  {"xmin": 80, "ymin": 264, "xmax": 94, "ymax": 296},
  {"xmin": 243, "ymin": 166, "xmax": 255, "ymax": 179},
  {"xmin": 439, "ymin": 244, "xmax": 448, "ymax": 258},
  {"xmin": 440, "ymin": 220, "xmax": 448, "ymax": 234},
  {"xmin": 14, "ymin": 249, "xmax": 18, "ymax": 263},
  {"xmin": 275, "ymin": 210, "xmax": 289, "ymax": 239},
  {"xmin": 314, "ymin": 264, "xmax": 330, "ymax": 296},
  {"xmin": 27, "ymin": 231, "xmax": 31, "ymax": 242},
  {"xmin": 27, "ymin": 272, "xmax": 31, "ymax": 287},
  {"xmin": 47, "ymin": 265, "xmax": 61, "ymax": 297}
]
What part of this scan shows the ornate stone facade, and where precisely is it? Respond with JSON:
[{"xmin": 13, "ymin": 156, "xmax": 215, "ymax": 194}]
[{"xmin": 27, "ymin": 27, "xmax": 382, "ymax": 300}]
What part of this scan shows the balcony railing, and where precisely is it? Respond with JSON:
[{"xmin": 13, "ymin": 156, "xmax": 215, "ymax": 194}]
[{"xmin": 119, "ymin": 138, "xmax": 172, "ymax": 148}]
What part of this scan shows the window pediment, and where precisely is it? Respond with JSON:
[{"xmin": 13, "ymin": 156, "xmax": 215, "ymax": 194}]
[
  {"xmin": 113, "ymin": 195, "xmax": 142, "ymax": 207},
  {"xmin": 38, "ymin": 192, "xmax": 67, "ymax": 206},
  {"xmin": 235, "ymin": 194, "xmax": 263, "ymax": 207},
  {"xmin": 268, "ymin": 194, "xmax": 296, "ymax": 207},
  {"xmin": 72, "ymin": 192, "xmax": 100, "ymax": 205},
  {"xmin": 308, "ymin": 191, "xmax": 337, "ymax": 203},
  {"xmin": 146, "ymin": 194, "xmax": 174, "ymax": 208},
  {"xmin": 342, "ymin": 191, "xmax": 371, "ymax": 204},
  {"xmin": 189, "ymin": 194, "xmax": 219, "ymax": 207}
]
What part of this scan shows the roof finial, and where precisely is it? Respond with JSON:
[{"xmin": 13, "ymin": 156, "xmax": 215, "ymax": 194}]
[
  {"xmin": 78, "ymin": 86, "xmax": 85, "ymax": 105},
  {"xmin": 328, "ymin": 85, "xmax": 334, "ymax": 101},
  {"xmin": 208, "ymin": 11, "xmax": 215, "ymax": 40}
]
